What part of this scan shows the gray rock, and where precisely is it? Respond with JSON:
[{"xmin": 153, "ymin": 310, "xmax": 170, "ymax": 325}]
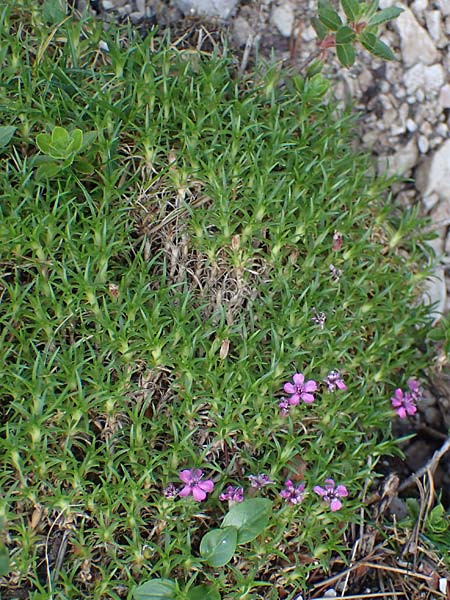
[
  {"xmin": 394, "ymin": 6, "xmax": 439, "ymax": 66},
  {"xmin": 426, "ymin": 10, "xmax": 444, "ymax": 43},
  {"xmin": 417, "ymin": 139, "xmax": 450, "ymax": 204},
  {"xmin": 378, "ymin": 137, "xmax": 418, "ymax": 176},
  {"xmin": 439, "ymin": 84, "xmax": 450, "ymax": 109},
  {"xmin": 232, "ymin": 16, "xmax": 253, "ymax": 47},
  {"xmin": 270, "ymin": 2, "xmax": 295, "ymax": 38},
  {"xmin": 173, "ymin": 0, "xmax": 238, "ymax": 19},
  {"xmin": 437, "ymin": 0, "xmax": 450, "ymax": 16},
  {"xmin": 404, "ymin": 63, "xmax": 445, "ymax": 95}
]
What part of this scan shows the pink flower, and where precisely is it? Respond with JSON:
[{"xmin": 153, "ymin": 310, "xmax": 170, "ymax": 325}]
[
  {"xmin": 280, "ymin": 479, "xmax": 306, "ymax": 505},
  {"xmin": 248, "ymin": 473, "xmax": 273, "ymax": 488},
  {"xmin": 219, "ymin": 485, "xmax": 244, "ymax": 503},
  {"xmin": 324, "ymin": 370, "xmax": 347, "ymax": 392},
  {"xmin": 284, "ymin": 373, "xmax": 317, "ymax": 405},
  {"xmin": 407, "ymin": 378, "xmax": 422, "ymax": 400},
  {"xmin": 278, "ymin": 398, "xmax": 290, "ymax": 416},
  {"xmin": 163, "ymin": 483, "xmax": 179, "ymax": 498},
  {"xmin": 391, "ymin": 388, "xmax": 417, "ymax": 419},
  {"xmin": 314, "ymin": 479, "xmax": 348, "ymax": 511},
  {"xmin": 178, "ymin": 468, "xmax": 214, "ymax": 501}
]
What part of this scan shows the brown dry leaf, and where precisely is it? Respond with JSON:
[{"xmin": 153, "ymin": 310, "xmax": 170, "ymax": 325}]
[
  {"xmin": 219, "ymin": 338, "xmax": 230, "ymax": 359},
  {"xmin": 30, "ymin": 505, "xmax": 44, "ymax": 529}
]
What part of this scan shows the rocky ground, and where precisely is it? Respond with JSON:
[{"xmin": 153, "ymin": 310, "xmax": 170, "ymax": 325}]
[{"xmin": 74, "ymin": 0, "xmax": 450, "ymax": 503}]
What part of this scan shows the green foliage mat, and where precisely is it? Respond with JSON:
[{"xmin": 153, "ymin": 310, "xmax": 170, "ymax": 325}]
[{"xmin": 0, "ymin": 3, "xmax": 433, "ymax": 598}]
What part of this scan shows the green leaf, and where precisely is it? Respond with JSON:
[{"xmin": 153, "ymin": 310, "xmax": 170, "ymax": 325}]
[
  {"xmin": 341, "ymin": 0, "xmax": 360, "ymax": 21},
  {"xmin": 51, "ymin": 126, "xmax": 70, "ymax": 150},
  {"xmin": 359, "ymin": 31, "xmax": 396, "ymax": 60},
  {"xmin": 336, "ymin": 25, "xmax": 356, "ymax": 44},
  {"xmin": 80, "ymin": 130, "xmax": 97, "ymax": 151},
  {"xmin": 368, "ymin": 6, "xmax": 403, "ymax": 26},
  {"xmin": 132, "ymin": 579, "xmax": 177, "ymax": 600},
  {"xmin": 67, "ymin": 128, "xmax": 83, "ymax": 154},
  {"xmin": 311, "ymin": 16, "xmax": 328, "ymax": 40},
  {"xmin": 0, "ymin": 126, "xmax": 16, "ymax": 149},
  {"xmin": 0, "ymin": 548, "xmax": 9, "ymax": 577},
  {"xmin": 36, "ymin": 162, "xmax": 64, "ymax": 179},
  {"xmin": 42, "ymin": 0, "xmax": 67, "ymax": 23},
  {"xmin": 318, "ymin": 7, "xmax": 343, "ymax": 30},
  {"xmin": 200, "ymin": 527, "xmax": 237, "ymax": 567},
  {"xmin": 36, "ymin": 132, "xmax": 53, "ymax": 155},
  {"xmin": 305, "ymin": 59, "xmax": 324, "ymax": 77},
  {"xmin": 336, "ymin": 42, "xmax": 356, "ymax": 66},
  {"xmin": 221, "ymin": 498, "xmax": 273, "ymax": 544},
  {"xmin": 74, "ymin": 158, "xmax": 95, "ymax": 174},
  {"xmin": 188, "ymin": 585, "xmax": 221, "ymax": 600}
]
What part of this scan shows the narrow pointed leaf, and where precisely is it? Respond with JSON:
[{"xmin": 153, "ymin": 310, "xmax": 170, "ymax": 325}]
[
  {"xmin": 368, "ymin": 6, "xmax": 403, "ymax": 26},
  {"xmin": 132, "ymin": 579, "xmax": 177, "ymax": 600},
  {"xmin": 359, "ymin": 31, "xmax": 396, "ymax": 60},
  {"xmin": 341, "ymin": 0, "xmax": 360, "ymax": 21},
  {"xmin": 200, "ymin": 527, "xmax": 237, "ymax": 567},
  {"xmin": 311, "ymin": 16, "xmax": 328, "ymax": 40},
  {"xmin": 336, "ymin": 42, "xmax": 356, "ymax": 66},
  {"xmin": 222, "ymin": 498, "xmax": 273, "ymax": 544}
]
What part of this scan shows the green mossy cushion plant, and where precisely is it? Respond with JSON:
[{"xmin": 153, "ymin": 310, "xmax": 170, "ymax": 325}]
[{"xmin": 0, "ymin": 2, "xmax": 433, "ymax": 599}]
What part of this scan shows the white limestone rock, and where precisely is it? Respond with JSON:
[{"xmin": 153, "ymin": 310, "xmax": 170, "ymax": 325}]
[
  {"xmin": 173, "ymin": 0, "xmax": 238, "ymax": 19},
  {"xmin": 394, "ymin": 6, "xmax": 439, "ymax": 66},
  {"xmin": 270, "ymin": 1, "xmax": 295, "ymax": 38},
  {"xmin": 416, "ymin": 139, "xmax": 450, "ymax": 204}
]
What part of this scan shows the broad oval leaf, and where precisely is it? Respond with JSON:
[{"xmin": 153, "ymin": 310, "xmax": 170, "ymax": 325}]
[
  {"xmin": 336, "ymin": 25, "xmax": 356, "ymax": 44},
  {"xmin": 132, "ymin": 578, "xmax": 177, "ymax": 600},
  {"xmin": 0, "ymin": 126, "xmax": 16, "ymax": 149},
  {"xmin": 341, "ymin": 0, "xmax": 360, "ymax": 21},
  {"xmin": 188, "ymin": 584, "xmax": 221, "ymax": 600},
  {"xmin": 222, "ymin": 498, "xmax": 273, "ymax": 544},
  {"xmin": 51, "ymin": 126, "xmax": 70, "ymax": 150},
  {"xmin": 318, "ymin": 6, "xmax": 343, "ymax": 31},
  {"xmin": 359, "ymin": 31, "xmax": 396, "ymax": 60},
  {"xmin": 36, "ymin": 132, "xmax": 53, "ymax": 155},
  {"xmin": 200, "ymin": 527, "xmax": 237, "ymax": 567},
  {"xmin": 368, "ymin": 6, "xmax": 403, "ymax": 27},
  {"xmin": 336, "ymin": 42, "xmax": 356, "ymax": 67}
]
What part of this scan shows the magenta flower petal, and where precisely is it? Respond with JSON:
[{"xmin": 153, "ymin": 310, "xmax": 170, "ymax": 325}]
[
  {"xmin": 304, "ymin": 380, "xmax": 318, "ymax": 392},
  {"xmin": 335, "ymin": 485, "xmax": 348, "ymax": 497},
  {"xmin": 288, "ymin": 394, "xmax": 301, "ymax": 405},
  {"xmin": 179, "ymin": 485, "xmax": 192, "ymax": 497},
  {"xmin": 198, "ymin": 479, "xmax": 214, "ymax": 493},
  {"xmin": 313, "ymin": 485, "xmax": 326, "ymax": 497},
  {"xmin": 336, "ymin": 380, "xmax": 347, "ymax": 390},
  {"xmin": 293, "ymin": 373, "xmax": 305, "ymax": 386},
  {"xmin": 284, "ymin": 382, "xmax": 295, "ymax": 394},
  {"xmin": 330, "ymin": 498, "xmax": 343, "ymax": 511},
  {"xmin": 301, "ymin": 393, "xmax": 315, "ymax": 404},
  {"xmin": 192, "ymin": 487, "xmax": 207, "ymax": 501}
]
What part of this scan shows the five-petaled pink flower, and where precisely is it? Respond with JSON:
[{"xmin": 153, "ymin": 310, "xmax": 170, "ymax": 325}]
[
  {"xmin": 391, "ymin": 388, "xmax": 417, "ymax": 419},
  {"xmin": 324, "ymin": 370, "xmax": 347, "ymax": 392},
  {"xmin": 178, "ymin": 468, "xmax": 214, "ymax": 501},
  {"xmin": 314, "ymin": 479, "xmax": 348, "ymax": 511},
  {"xmin": 280, "ymin": 479, "xmax": 306, "ymax": 505},
  {"xmin": 284, "ymin": 373, "xmax": 317, "ymax": 405}
]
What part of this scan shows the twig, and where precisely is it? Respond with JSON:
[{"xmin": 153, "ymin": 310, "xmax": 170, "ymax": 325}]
[{"xmin": 398, "ymin": 435, "xmax": 450, "ymax": 492}]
